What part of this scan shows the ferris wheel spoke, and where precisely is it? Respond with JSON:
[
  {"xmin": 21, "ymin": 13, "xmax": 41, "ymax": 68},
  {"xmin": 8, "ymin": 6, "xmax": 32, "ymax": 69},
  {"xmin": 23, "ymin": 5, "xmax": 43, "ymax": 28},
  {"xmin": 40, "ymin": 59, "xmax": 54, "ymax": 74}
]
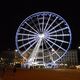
[
  {"xmin": 42, "ymin": 14, "xmax": 44, "ymax": 32},
  {"xmin": 31, "ymin": 18, "xmax": 39, "ymax": 32},
  {"xmin": 44, "ymin": 39, "xmax": 60, "ymax": 58},
  {"xmin": 27, "ymin": 39, "xmax": 42, "ymax": 62},
  {"xmin": 42, "ymin": 40, "xmax": 45, "ymax": 63},
  {"xmin": 46, "ymin": 38, "xmax": 66, "ymax": 52},
  {"xmin": 46, "ymin": 16, "xmax": 58, "ymax": 32},
  {"xmin": 49, "ymin": 27, "xmax": 69, "ymax": 34},
  {"xmin": 48, "ymin": 21, "xmax": 64, "ymax": 33},
  {"xmin": 17, "ymin": 33, "xmax": 36, "ymax": 37},
  {"xmin": 37, "ymin": 16, "xmax": 41, "ymax": 31},
  {"xmin": 21, "ymin": 39, "xmax": 38, "ymax": 56},
  {"xmin": 20, "ymin": 27, "xmax": 37, "ymax": 34},
  {"xmin": 49, "ymin": 34, "xmax": 70, "ymax": 37},
  {"xmin": 44, "ymin": 40, "xmax": 57, "ymax": 59},
  {"xmin": 44, "ymin": 40, "xmax": 49, "ymax": 51},
  {"xmin": 19, "ymin": 38, "xmax": 37, "ymax": 49},
  {"xmin": 44, "ymin": 40, "xmax": 52, "ymax": 57},
  {"xmin": 51, "ymin": 48, "xmax": 60, "ymax": 58},
  {"xmin": 18, "ymin": 36, "xmax": 37, "ymax": 42},
  {"xmin": 44, "ymin": 14, "xmax": 52, "ymax": 31},
  {"xmin": 42, "ymin": 40, "xmax": 44, "ymax": 53},
  {"xmin": 25, "ymin": 22, "xmax": 38, "ymax": 34},
  {"xmin": 47, "ymin": 37, "xmax": 69, "ymax": 44},
  {"xmin": 18, "ymin": 33, "xmax": 28, "ymax": 36}
]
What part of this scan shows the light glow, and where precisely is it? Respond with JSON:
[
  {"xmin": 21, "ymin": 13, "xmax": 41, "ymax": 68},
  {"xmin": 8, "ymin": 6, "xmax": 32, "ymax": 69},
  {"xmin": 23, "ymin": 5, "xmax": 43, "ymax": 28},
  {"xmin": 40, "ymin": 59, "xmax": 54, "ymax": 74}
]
[
  {"xmin": 78, "ymin": 46, "xmax": 80, "ymax": 49},
  {"xmin": 38, "ymin": 33, "xmax": 45, "ymax": 39}
]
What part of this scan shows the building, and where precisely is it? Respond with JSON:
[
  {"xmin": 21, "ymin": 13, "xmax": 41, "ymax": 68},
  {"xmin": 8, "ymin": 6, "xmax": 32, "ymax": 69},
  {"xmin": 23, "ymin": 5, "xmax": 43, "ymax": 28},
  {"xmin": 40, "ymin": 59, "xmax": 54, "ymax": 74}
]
[
  {"xmin": 20, "ymin": 49, "xmax": 78, "ymax": 68},
  {"xmin": 57, "ymin": 50, "xmax": 78, "ymax": 66},
  {"xmin": 0, "ymin": 49, "xmax": 78, "ymax": 68}
]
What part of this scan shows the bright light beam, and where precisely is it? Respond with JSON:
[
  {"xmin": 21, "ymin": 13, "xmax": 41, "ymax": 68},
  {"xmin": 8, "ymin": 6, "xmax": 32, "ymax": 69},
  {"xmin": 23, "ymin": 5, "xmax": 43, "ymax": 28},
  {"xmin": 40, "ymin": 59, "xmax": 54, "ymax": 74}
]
[{"xmin": 27, "ymin": 38, "xmax": 42, "ymax": 63}]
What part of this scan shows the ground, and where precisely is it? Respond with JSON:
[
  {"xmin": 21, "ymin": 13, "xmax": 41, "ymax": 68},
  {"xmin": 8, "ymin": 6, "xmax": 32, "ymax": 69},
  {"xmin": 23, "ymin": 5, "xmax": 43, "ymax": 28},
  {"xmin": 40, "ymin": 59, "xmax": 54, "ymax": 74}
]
[{"xmin": 0, "ymin": 69, "xmax": 80, "ymax": 80}]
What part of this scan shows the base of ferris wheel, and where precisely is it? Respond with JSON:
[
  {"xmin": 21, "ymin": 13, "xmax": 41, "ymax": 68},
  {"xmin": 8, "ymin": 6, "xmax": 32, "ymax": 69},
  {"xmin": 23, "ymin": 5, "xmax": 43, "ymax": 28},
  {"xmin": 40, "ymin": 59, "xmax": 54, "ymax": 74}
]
[{"xmin": 21, "ymin": 58, "xmax": 59, "ymax": 69}]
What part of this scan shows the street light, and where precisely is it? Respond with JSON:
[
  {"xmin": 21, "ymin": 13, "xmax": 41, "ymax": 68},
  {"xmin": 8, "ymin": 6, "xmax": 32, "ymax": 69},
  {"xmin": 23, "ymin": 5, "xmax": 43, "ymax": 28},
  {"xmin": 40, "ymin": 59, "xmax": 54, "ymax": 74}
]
[
  {"xmin": 78, "ymin": 46, "xmax": 80, "ymax": 65},
  {"xmin": 78, "ymin": 46, "xmax": 80, "ymax": 50},
  {"xmin": 1, "ymin": 57, "xmax": 3, "ymax": 61},
  {"xmin": 15, "ymin": 49, "xmax": 18, "ymax": 52},
  {"xmin": 52, "ymin": 48, "xmax": 54, "ymax": 52}
]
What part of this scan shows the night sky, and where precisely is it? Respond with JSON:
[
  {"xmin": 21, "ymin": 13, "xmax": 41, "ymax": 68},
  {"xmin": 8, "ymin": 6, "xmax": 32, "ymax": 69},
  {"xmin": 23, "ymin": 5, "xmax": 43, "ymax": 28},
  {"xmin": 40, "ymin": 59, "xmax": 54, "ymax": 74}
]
[{"xmin": 0, "ymin": 0, "xmax": 80, "ymax": 51}]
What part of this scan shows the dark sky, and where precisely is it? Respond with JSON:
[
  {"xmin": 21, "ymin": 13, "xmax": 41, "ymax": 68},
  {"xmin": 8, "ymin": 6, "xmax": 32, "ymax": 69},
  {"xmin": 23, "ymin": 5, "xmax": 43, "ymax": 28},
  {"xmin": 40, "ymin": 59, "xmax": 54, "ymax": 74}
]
[{"xmin": 0, "ymin": 0, "xmax": 80, "ymax": 51}]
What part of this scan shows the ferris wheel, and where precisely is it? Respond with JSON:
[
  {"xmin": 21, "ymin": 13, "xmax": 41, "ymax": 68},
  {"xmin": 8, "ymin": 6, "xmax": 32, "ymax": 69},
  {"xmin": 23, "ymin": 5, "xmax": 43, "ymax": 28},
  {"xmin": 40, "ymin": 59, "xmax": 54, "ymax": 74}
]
[{"xmin": 15, "ymin": 12, "xmax": 72, "ymax": 67}]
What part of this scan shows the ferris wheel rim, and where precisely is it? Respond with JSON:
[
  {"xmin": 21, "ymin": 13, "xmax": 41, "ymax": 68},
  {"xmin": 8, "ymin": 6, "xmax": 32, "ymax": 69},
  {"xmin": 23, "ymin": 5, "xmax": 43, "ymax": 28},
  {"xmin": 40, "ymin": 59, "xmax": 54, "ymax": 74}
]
[{"xmin": 15, "ymin": 11, "xmax": 72, "ymax": 63}]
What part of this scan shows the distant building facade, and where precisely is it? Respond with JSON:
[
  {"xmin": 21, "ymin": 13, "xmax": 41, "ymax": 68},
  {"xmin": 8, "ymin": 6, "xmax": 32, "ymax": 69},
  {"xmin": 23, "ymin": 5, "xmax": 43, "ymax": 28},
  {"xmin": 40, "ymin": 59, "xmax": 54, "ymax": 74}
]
[
  {"xmin": 0, "ymin": 49, "xmax": 78, "ymax": 68},
  {"xmin": 57, "ymin": 50, "xmax": 78, "ymax": 66}
]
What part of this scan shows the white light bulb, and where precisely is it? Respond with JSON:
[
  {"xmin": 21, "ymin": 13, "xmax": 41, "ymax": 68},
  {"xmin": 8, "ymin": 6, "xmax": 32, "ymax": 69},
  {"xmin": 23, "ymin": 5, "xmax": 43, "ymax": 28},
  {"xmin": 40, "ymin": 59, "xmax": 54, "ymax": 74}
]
[
  {"xmin": 78, "ymin": 46, "xmax": 80, "ymax": 49},
  {"xmin": 39, "ymin": 33, "xmax": 45, "ymax": 39}
]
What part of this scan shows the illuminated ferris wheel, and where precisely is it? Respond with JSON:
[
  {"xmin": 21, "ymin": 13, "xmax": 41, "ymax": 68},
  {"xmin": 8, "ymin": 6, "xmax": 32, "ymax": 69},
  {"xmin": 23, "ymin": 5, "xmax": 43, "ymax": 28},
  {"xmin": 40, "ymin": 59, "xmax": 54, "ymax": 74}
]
[{"xmin": 16, "ymin": 12, "xmax": 72, "ymax": 67}]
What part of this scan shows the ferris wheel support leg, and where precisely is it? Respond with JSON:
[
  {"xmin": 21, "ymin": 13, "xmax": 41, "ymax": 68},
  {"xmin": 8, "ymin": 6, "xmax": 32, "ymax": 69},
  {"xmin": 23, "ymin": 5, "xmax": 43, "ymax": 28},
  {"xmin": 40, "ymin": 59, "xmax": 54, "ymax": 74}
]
[{"xmin": 27, "ymin": 38, "xmax": 42, "ymax": 64}]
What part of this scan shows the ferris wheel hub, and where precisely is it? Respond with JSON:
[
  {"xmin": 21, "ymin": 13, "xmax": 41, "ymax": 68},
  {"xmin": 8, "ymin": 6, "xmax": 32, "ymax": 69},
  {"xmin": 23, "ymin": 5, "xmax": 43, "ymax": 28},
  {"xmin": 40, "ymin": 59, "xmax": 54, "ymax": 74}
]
[{"xmin": 38, "ymin": 33, "xmax": 45, "ymax": 39}]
